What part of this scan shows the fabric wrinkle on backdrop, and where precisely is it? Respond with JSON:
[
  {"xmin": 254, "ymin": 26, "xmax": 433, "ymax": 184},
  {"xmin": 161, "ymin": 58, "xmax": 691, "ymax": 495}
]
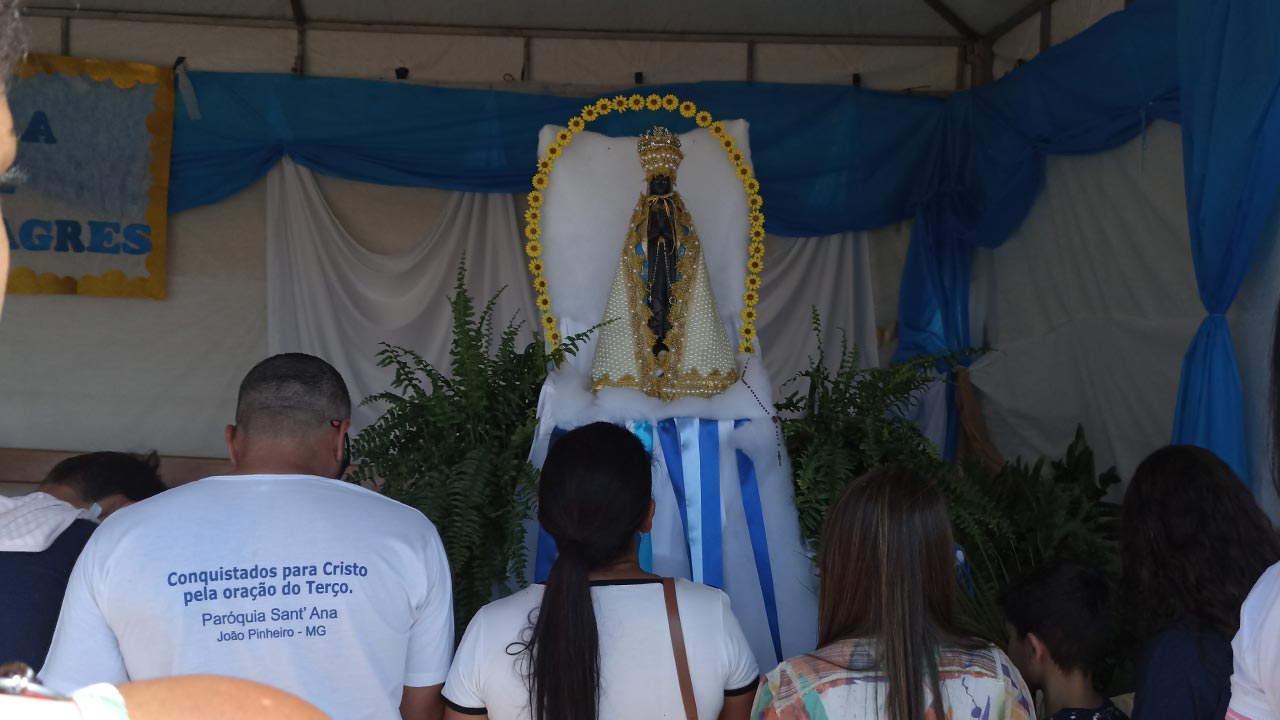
[{"xmin": 265, "ymin": 156, "xmax": 879, "ymax": 437}]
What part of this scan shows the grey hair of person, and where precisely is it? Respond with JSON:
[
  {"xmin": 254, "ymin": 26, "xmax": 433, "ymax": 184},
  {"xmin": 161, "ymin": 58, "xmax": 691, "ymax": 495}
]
[{"xmin": 0, "ymin": 0, "xmax": 27, "ymax": 82}]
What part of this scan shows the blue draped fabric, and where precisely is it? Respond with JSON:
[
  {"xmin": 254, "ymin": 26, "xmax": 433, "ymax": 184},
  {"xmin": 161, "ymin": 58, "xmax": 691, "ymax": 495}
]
[
  {"xmin": 163, "ymin": 0, "xmax": 1270, "ymax": 475},
  {"xmin": 169, "ymin": 74, "xmax": 942, "ymax": 237},
  {"xmin": 1169, "ymin": 0, "xmax": 1280, "ymax": 485},
  {"xmin": 893, "ymin": 0, "xmax": 1179, "ymax": 456}
]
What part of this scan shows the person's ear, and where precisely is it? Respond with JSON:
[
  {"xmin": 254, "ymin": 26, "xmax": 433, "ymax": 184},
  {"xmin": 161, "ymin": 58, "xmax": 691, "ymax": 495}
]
[
  {"xmin": 333, "ymin": 419, "xmax": 351, "ymax": 463},
  {"xmin": 1027, "ymin": 632, "xmax": 1050, "ymax": 667},
  {"xmin": 640, "ymin": 500, "xmax": 656, "ymax": 534},
  {"xmin": 225, "ymin": 424, "xmax": 240, "ymax": 468}
]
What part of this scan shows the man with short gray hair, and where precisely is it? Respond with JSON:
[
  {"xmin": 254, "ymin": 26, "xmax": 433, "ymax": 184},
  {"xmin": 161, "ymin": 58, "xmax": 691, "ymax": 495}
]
[{"xmin": 42, "ymin": 353, "xmax": 454, "ymax": 720}]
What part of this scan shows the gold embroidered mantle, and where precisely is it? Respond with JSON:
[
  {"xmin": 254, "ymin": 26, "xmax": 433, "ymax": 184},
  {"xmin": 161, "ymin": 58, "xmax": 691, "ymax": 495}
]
[{"xmin": 591, "ymin": 192, "xmax": 738, "ymax": 399}]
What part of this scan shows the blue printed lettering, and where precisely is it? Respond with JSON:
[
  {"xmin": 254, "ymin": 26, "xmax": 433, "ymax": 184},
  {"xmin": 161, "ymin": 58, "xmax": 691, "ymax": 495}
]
[
  {"xmin": 305, "ymin": 625, "xmax": 327, "ymax": 637},
  {"xmin": 122, "ymin": 224, "xmax": 151, "ymax": 255},
  {"xmin": 305, "ymin": 580, "xmax": 351, "ymax": 597},
  {"xmin": 87, "ymin": 221, "xmax": 122, "ymax": 254},
  {"xmin": 310, "ymin": 607, "xmax": 338, "ymax": 620},
  {"xmin": 20, "ymin": 111, "xmax": 57, "ymax": 144},
  {"xmin": 54, "ymin": 220, "xmax": 85, "ymax": 253},
  {"xmin": 283, "ymin": 565, "xmax": 317, "ymax": 580},
  {"xmin": 323, "ymin": 561, "xmax": 368, "ymax": 577},
  {"xmin": 272, "ymin": 607, "xmax": 305, "ymax": 622},
  {"xmin": 19, "ymin": 219, "xmax": 52, "ymax": 251}
]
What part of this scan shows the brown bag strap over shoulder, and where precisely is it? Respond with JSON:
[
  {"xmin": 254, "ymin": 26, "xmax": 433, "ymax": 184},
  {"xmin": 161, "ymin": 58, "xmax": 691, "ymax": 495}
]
[{"xmin": 663, "ymin": 577, "xmax": 699, "ymax": 720}]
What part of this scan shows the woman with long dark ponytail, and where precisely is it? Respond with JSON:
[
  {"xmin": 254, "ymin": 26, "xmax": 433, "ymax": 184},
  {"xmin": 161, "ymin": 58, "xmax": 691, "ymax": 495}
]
[
  {"xmin": 1225, "ymin": 303, "xmax": 1280, "ymax": 720},
  {"xmin": 442, "ymin": 422, "xmax": 760, "ymax": 720},
  {"xmin": 752, "ymin": 467, "xmax": 1033, "ymax": 720}
]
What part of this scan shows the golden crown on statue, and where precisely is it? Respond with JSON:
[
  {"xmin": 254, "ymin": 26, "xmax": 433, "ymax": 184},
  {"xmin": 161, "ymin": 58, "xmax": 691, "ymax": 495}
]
[{"xmin": 638, "ymin": 127, "xmax": 684, "ymax": 179}]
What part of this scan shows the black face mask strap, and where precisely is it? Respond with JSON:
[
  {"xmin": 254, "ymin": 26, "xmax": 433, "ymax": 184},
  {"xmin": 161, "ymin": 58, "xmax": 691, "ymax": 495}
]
[{"xmin": 337, "ymin": 433, "xmax": 351, "ymax": 479}]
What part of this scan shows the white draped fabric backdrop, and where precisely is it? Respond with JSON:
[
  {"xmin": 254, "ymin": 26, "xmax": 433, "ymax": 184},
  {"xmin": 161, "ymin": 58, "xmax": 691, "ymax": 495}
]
[{"xmin": 266, "ymin": 156, "xmax": 881, "ymax": 434}]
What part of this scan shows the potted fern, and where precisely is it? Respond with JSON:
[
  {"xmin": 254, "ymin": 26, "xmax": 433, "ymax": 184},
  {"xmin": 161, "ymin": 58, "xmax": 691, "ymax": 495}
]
[{"xmin": 351, "ymin": 265, "xmax": 589, "ymax": 637}]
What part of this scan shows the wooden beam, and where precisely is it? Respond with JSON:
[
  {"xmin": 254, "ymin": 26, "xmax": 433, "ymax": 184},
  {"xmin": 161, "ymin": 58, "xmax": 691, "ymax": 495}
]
[
  {"xmin": 20, "ymin": 7, "xmax": 967, "ymax": 47},
  {"xmin": 923, "ymin": 0, "xmax": 979, "ymax": 40},
  {"xmin": 969, "ymin": 40, "xmax": 994, "ymax": 86},
  {"xmin": 288, "ymin": 0, "xmax": 306, "ymax": 75},
  {"xmin": 1039, "ymin": 5, "xmax": 1052, "ymax": 51},
  {"xmin": 987, "ymin": 0, "xmax": 1058, "ymax": 42}
]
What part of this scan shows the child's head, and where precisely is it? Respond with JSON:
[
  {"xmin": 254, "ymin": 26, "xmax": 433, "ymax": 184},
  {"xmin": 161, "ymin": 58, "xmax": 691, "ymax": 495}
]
[{"xmin": 1000, "ymin": 562, "xmax": 1111, "ymax": 691}]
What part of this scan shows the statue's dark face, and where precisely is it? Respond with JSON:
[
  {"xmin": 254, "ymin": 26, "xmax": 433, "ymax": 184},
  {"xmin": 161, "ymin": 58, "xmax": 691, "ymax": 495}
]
[{"xmin": 648, "ymin": 174, "xmax": 672, "ymax": 195}]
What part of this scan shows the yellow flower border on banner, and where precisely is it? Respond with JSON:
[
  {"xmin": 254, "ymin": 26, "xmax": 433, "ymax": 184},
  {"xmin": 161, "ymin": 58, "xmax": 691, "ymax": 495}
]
[
  {"xmin": 526, "ymin": 94, "xmax": 766, "ymax": 352},
  {"xmin": 7, "ymin": 54, "xmax": 174, "ymax": 299}
]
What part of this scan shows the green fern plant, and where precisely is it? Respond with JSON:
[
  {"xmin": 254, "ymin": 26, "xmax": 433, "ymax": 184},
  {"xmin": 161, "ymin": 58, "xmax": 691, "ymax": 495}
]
[
  {"xmin": 351, "ymin": 263, "xmax": 589, "ymax": 637},
  {"xmin": 779, "ymin": 314, "xmax": 1120, "ymax": 657},
  {"xmin": 777, "ymin": 310, "xmax": 946, "ymax": 545}
]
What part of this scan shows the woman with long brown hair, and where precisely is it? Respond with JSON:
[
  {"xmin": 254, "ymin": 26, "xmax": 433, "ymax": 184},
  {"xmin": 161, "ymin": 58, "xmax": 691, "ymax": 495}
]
[
  {"xmin": 752, "ymin": 467, "xmax": 1033, "ymax": 720},
  {"xmin": 1121, "ymin": 445, "xmax": 1280, "ymax": 720}
]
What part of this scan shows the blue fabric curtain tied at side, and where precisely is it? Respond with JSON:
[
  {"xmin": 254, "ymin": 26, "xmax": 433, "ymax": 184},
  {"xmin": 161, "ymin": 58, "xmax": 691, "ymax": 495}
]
[
  {"xmin": 892, "ymin": 0, "xmax": 1180, "ymax": 458},
  {"xmin": 1169, "ymin": 0, "xmax": 1280, "ymax": 485}
]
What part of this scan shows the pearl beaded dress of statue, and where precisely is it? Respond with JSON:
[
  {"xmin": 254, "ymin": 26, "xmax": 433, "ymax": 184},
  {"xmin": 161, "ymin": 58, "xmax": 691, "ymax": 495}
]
[{"xmin": 590, "ymin": 128, "xmax": 738, "ymax": 399}]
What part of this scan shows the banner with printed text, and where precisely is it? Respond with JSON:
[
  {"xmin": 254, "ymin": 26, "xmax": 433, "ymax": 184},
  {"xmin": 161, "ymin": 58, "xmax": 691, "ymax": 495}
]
[{"xmin": 4, "ymin": 55, "xmax": 173, "ymax": 298}]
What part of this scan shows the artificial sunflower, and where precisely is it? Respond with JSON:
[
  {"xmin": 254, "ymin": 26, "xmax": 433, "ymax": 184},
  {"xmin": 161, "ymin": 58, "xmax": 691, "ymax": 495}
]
[
  {"xmin": 739, "ymin": 342, "xmax": 754, "ymax": 354},
  {"xmin": 661, "ymin": 94, "xmax": 679, "ymax": 110},
  {"xmin": 750, "ymin": 226, "xmax": 766, "ymax": 242},
  {"xmin": 582, "ymin": 107, "xmax": 598, "ymax": 122},
  {"xmin": 537, "ymin": 159, "xmax": 553, "ymax": 174},
  {"xmin": 731, "ymin": 150, "xmax": 745, "ymax": 164},
  {"xmin": 736, "ymin": 165, "xmax": 751, "ymax": 180},
  {"xmin": 556, "ymin": 129, "xmax": 573, "ymax": 145},
  {"xmin": 628, "ymin": 95, "xmax": 645, "ymax": 111},
  {"xmin": 541, "ymin": 312, "xmax": 557, "ymax": 329},
  {"xmin": 612, "ymin": 96, "xmax": 628, "ymax": 112},
  {"xmin": 595, "ymin": 98, "xmax": 612, "ymax": 114},
  {"xmin": 525, "ymin": 223, "xmax": 542, "ymax": 240},
  {"xmin": 749, "ymin": 210, "xmax": 764, "ymax": 226},
  {"xmin": 524, "ymin": 207, "xmax": 541, "ymax": 224},
  {"xmin": 532, "ymin": 173, "xmax": 549, "ymax": 190},
  {"xmin": 528, "ymin": 259, "xmax": 545, "ymax": 275},
  {"xmin": 745, "ymin": 275, "xmax": 762, "ymax": 290},
  {"xmin": 695, "ymin": 111, "xmax": 713, "ymax": 127},
  {"xmin": 568, "ymin": 116, "xmax": 586, "ymax": 133},
  {"xmin": 710, "ymin": 121, "xmax": 726, "ymax": 137},
  {"xmin": 534, "ymin": 277, "xmax": 549, "ymax": 293},
  {"xmin": 527, "ymin": 190, "xmax": 544, "ymax": 207},
  {"xmin": 747, "ymin": 258, "xmax": 764, "ymax": 273},
  {"xmin": 741, "ymin": 324, "xmax": 757, "ymax": 339},
  {"xmin": 537, "ymin": 294, "xmax": 552, "ymax": 312},
  {"xmin": 749, "ymin": 240, "xmax": 765, "ymax": 256},
  {"xmin": 546, "ymin": 144, "xmax": 563, "ymax": 159},
  {"xmin": 525, "ymin": 240, "xmax": 543, "ymax": 257},
  {"xmin": 741, "ymin": 307, "xmax": 758, "ymax": 324},
  {"xmin": 743, "ymin": 290, "xmax": 759, "ymax": 307},
  {"xmin": 745, "ymin": 178, "xmax": 760, "ymax": 194},
  {"xmin": 645, "ymin": 94, "xmax": 663, "ymax": 110},
  {"xmin": 719, "ymin": 136, "xmax": 734, "ymax": 151},
  {"xmin": 547, "ymin": 330, "xmax": 562, "ymax": 346},
  {"xmin": 679, "ymin": 100, "xmax": 697, "ymax": 118},
  {"xmin": 748, "ymin": 194, "xmax": 763, "ymax": 209}
]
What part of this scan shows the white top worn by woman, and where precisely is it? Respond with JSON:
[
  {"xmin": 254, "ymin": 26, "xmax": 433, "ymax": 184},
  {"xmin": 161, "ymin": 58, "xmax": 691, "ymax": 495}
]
[
  {"xmin": 1228, "ymin": 561, "xmax": 1280, "ymax": 719},
  {"xmin": 443, "ymin": 578, "xmax": 761, "ymax": 719}
]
